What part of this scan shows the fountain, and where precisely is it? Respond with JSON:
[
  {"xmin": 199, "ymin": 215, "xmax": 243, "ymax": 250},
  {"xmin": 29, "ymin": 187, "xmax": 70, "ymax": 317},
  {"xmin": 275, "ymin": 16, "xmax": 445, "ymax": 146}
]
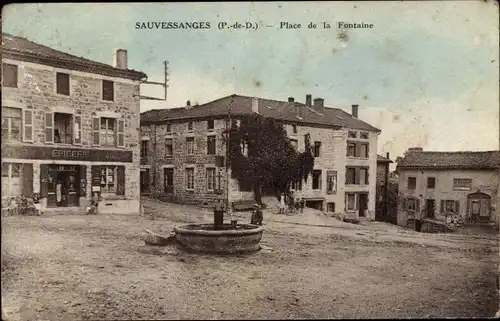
[{"xmin": 174, "ymin": 200, "xmax": 264, "ymax": 254}]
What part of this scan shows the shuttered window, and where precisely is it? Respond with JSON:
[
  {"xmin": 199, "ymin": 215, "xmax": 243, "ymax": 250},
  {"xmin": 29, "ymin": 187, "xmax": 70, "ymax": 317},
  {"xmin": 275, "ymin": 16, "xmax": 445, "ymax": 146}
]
[
  {"xmin": 73, "ymin": 115, "xmax": 82, "ymax": 145},
  {"xmin": 92, "ymin": 117, "xmax": 100, "ymax": 146},
  {"xmin": 117, "ymin": 120, "xmax": 125, "ymax": 147},
  {"xmin": 23, "ymin": 110, "xmax": 33, "ymax": 142}
]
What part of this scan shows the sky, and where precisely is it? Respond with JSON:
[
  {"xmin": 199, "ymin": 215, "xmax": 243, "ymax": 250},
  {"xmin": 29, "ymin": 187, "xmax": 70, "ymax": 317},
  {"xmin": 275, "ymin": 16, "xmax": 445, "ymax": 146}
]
[{"xmin": 3, "ymin": 1, "xmax": 499, "ymax": 164}]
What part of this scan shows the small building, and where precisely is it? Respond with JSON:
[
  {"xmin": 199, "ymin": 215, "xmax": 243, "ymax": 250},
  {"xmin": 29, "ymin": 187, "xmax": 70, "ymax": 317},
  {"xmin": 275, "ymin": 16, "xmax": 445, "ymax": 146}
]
[
  {"xmin": 396, "ymin": 148, "xmax": 500, "ymax": 226},
  {"xmin": 1, "ymin": 33, "xmax": 147, "ymax": 214},
  {"xmin": 140, "ymin": 94, "xmax": 381, "ymax": 220}
]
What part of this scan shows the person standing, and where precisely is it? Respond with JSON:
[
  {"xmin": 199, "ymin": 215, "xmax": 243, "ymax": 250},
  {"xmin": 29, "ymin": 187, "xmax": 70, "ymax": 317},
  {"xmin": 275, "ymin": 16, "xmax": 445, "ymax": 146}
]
[
  {"xmin": 300, "ymin": 197, "xmax": 305, "ymax": 213},
  {"xmin": 279, "ymin": 193, "xmax": 286, "ymax": 214},
  {"xmin": 251, "ymin": 204, "xmax": 263, "ymax": 226}
]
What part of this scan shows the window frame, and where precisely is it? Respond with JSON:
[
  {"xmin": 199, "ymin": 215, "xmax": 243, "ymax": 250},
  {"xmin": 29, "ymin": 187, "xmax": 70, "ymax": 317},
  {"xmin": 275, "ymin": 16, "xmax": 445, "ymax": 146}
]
[
  {"xmin": 207, "ymin": 119, "xmax": 215, "ymax": 131},
  {"xmin": 314, "ymin": 141, "xmax": 321, "ymax": 158},
  {"xmin": 101, "ymin": 79, "xmax": 115, "ymax": 102},
  {"xmin": 1, "ymin": 162, "xmax": 23, "ymax": 197},
  {"xmin": 140, "ymin": 140, "xmax": 149, "ymax": 158},
  {"xmin": 312, "ymin": 170, "xmax": 322, "ymax": 190},
  {"xmin": 55, "ymin": 72, "xmax": 71, "ymax": 96},
  {"xmin": 346, "ymin": 193, "xmax": 357, "ymax": 211},
  {"xmin": 185, "ymin": 167, "xmax": 195, "ymax": 191},
  {"xmin": 408, "ymin": 177, "xmax": 417, "ymax": 190},
  {"xmin": 187, "ymin": 121, "xmax": 194, "ymax": 132},
  {"xmin": 207, "ymin": 135, "xmax": 216, "ymax": 155},
  {"xmin": 53, "ymin": 112, "xmax": 74, "ymax": 145},
  {"xmin": 165, "ymin": 138, "xmax": 173, "ymax": 158},
  {"xmin": 427, "ymin": 177, "xmax": 436, "ymax": 189},
  {"xmin": 186, "ymin": 137, "xmax": 195, "ymax": 155},
  {"xmin": 100, "ymin": 165, "xmax": 117, "ymax": 195},
  {"xmin": 206, "ymin": 167, "xmax": 216, "ymax": 191},
  {"xmin": 2, "ymin": 63, "xmax": 19, "ymax": 88},
  {"xmin": 99, "ymin": 117, "xmax": 117, "ymax": 147},
  {"xmin": 347, "ymin": 143, "xmax": 356, "ymax": 157},
  {"xmin": 2, "ymin": 106, "xmax": 23, "ymax": 143}
]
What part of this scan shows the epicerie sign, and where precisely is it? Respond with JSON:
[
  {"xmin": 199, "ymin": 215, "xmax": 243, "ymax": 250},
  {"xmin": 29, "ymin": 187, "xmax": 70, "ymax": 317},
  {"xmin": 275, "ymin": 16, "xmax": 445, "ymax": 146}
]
[{"xmin": 52, "ymin": 149, "xmax": 91, "ymax": 160}]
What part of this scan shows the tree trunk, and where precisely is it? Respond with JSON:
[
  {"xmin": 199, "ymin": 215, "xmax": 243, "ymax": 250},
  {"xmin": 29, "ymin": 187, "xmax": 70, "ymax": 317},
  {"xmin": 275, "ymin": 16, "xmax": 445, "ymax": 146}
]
[{"xmin": 253, "ymin": 180, "xmax": 262, "ymax": 206}]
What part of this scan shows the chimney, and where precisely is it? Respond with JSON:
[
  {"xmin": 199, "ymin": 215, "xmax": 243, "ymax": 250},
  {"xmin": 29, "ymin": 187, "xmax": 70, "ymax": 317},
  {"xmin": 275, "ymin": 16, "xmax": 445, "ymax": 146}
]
[
  {"xmin": 115, "ymin": 49, "xmax": 128, "ymax": 69},
  {"xmin": 313, "ymin": 97, "xmax": 324, "ymax": 111},
  {"xmin": 352, "ymin": 104, "xmax": 359, "ymax": 118},
  {"xmin": 252, "ymin": 97, "xmax": 259, "ymax": 114},
  {"xmin": 288, "ymin": 97, "xmax": 294, "ymax": 102},
  {"xmin": 186, "ymin": 100, "xmax": 191, "ymax": 108},
  {"xmin": 305, "ymin": 94, "xmax": 312, "ymax": 107}
]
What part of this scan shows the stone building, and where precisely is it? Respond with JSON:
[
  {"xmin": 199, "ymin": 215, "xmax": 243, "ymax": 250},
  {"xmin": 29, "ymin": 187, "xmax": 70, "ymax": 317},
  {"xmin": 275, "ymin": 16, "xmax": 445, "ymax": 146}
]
[
  {"xmin": 140, "ymin": 94, "xmax": 381, "ymax": 220},
  {"xmin": 396, "ymin": 148, "xmax": 500, "ymax": 226},
  {"xmin": 1, "ymin": 33, "xmax": 147, "ymax": 214}
]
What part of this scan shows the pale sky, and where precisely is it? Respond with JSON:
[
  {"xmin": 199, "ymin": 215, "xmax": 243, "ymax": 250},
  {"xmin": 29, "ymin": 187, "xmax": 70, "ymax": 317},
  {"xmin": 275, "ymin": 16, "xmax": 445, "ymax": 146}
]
[{"xmin": 3, "ymin": 1, "xmax": 499, "ymax": 163}]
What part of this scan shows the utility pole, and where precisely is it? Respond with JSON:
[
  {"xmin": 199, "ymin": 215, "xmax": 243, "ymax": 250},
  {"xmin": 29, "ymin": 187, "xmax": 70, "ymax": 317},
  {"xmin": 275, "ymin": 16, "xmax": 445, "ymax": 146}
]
[{"xmin": 226, "ymin": 99, "xmax": 234, "ymax": 218}]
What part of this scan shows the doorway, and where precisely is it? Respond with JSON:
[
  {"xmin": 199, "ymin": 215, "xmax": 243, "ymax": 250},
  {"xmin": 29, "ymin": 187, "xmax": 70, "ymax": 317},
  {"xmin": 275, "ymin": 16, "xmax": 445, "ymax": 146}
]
[
  {"xmin": 140, "ymin": 168, "xmax": 150, "ymax": 195},
  {"xmin": 46, "ymin": 165, "xmax": 80, "ymax": 208},
  {"xmin": 164, "ymin": 168, "xmax": 174, "ymax": 194},
  {"xmin": 358, "ymin": 193, "xmax": 368, "ymax": 217},
  {"xmin": 426, "ymin": 199, "xmax": 435, "ymax": 218},
  {"xmin": 467, "ymin": 192, "xmax": 491, "ymax": 222}
]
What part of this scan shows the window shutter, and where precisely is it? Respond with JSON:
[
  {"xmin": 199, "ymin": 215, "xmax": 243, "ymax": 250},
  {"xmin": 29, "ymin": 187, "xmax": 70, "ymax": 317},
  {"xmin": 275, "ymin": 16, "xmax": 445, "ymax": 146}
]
[
  {"xmin": 416, "ymin": 199, "xmax": 420, "ymax": 213},
  {"xmin": 455, "ymin": 201, "xmax": 460, "ymax": 214},
  {"xmin": 364, "ymin": 144, "xmax": 369, "ymax": 157},
  {"xmin": 355, "ymin": 168, "xmax": 360, "ymax": 185},
  {"xmin": 318, "ymin": 172, "xmax": 322, "ymax": 190},
  {"xmin": 440, "ymin": 200, "xmax": 445, "ymax": 213},
  {"xmin": 23, "ymin": 110, "xmax": 34, "ymax": 142},
  {"xmin": 92, "ymin": 117, "xmax": 100, "ymax": 146},
  {"xmin": 365, "ymin": 169, "xmax": 369, "ymax": 184},
  {"xmin": 117, "ymin": 120, "xmax": 125, "ymax": 147},
  {"xmin": 22, "ymin": 163, "xmax": 34, "ymax": 197},
  {"xmin": 40, "ymin": 164, "xmax": 48, "ymax": 198},
  {"xmin": 44, "ymin": 112, "xmax": 54, "ymax": 143},
  {"xmin": 80, "ymin": 165, "xmax": 87, "ymax": 197},
  {"xmin": 74, "ymin": 115, "xmax": 82, "ymax": 145},
  {"xmin": 117, "ymin": 166, "xmax": 125, "ymax": 195}
]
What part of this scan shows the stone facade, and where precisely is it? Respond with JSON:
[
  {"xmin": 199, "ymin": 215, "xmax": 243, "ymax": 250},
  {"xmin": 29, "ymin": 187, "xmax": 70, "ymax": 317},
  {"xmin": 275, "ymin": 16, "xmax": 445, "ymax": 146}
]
[
  {"xmin": 140, "ymin": 116, "xmax": 379, "ymax": 219},
  {"xmin": 1, "ymin": 56, "xmax": 143, "ymax": 214},
  {"xmin": 398, "ymin": 168, "xmax": 499, "ymax": 224}
]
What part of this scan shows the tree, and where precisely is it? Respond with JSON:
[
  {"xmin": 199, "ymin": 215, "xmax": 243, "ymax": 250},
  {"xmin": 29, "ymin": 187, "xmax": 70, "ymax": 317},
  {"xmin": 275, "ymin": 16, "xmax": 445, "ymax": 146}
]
[{"xmin": 223, "ymin": 114, "xmax": 315, "ymax": 205}]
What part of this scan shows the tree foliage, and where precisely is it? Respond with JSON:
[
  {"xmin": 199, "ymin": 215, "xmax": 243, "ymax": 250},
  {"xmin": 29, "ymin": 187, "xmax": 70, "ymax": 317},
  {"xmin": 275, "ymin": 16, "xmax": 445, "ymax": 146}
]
[{"xmin": 223, "ymin": 114, "xmax": 315, "ymax": 203}]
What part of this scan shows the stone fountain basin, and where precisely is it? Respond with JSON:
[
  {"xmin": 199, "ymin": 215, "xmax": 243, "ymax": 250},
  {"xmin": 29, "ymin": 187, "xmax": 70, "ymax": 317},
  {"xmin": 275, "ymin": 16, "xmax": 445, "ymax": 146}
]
[{"xmin": 174, "ymin": 223, "xmax": 264, "ymax": 254}]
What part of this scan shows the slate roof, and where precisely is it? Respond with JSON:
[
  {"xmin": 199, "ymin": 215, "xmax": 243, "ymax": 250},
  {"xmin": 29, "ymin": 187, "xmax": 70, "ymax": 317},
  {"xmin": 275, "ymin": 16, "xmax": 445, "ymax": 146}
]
[
  {"xmin": 377, "ymin": 154, "xmax": 393, "ymax": 163},
  {"xmin": 141, "ymin": 94, "xmax": 380, "ymax": 132},
  {"xmin": 2, "ymin": 33, "xmax": 147, "ymax": 80},
  {"xmin": 396, "ymin": 151, "xmax": 500, "ymax": 170}
]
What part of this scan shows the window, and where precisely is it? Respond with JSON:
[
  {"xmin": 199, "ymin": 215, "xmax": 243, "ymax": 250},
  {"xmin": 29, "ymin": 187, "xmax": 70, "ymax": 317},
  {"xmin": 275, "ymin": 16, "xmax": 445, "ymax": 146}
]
[
  {"xmin": 164, "ymin": 168, "xmax": 174, "ymax": 193},
  {"xmin": 56, "ymin": 72, "xmax": 70, "ymax": 95},
  {"xmin": 408, "ymin": 177, "xmax": 416, "ymax": 189},
  {"xmin": 441, "ymin": 200, "xmax": 460, "ymax": 213},
  {"xmin": 346, "ymin": 168, "xmax": 356, "ymax": 185},
  {"xmin": 312, "ymin": 170, "xmax": 322, "ymax": 190},
  {"xmin": 165, "ymin": 138, "xmax": 173, "ymax": 157},
  {"xmin": 2, "ymin": 107, "xmax": 22, "ymax": 142},
  {"xmin": 348, "ymin": 131, "xmax": 357, "ymax": 138},
  {"xmin": 427, "ymin": 177, "xmax": 436, "ymax": 189},
  {"xmin": 359, "ymin": 144, "xmax": 369, "ymax": 158},
  {"xmin": 327, "ymin": 202, "xmax": 335, "ymax": 212},
  {"xmin": 187, "ymin": 121, "xmax": 193, "ymax": 131},
  {"xmin": 140, "ymin": 140, "xmax": 149, "ymax": 157},
  {"xmin": 359, "ymin": 168, "xmax": 369, "ymax": 185},
  {"xmin": 453, "ymin": 179, "xmax": 472, "ymax": 191},
  {"xmin": 207, "ymin": 136, "xmax": 216, "ymax": 155},
  {"xmin": 291, "ymin": 179, "xmax": 302, "ymax": 191},
  {"xmin": 100, "ymin": 166, "xmax": 116, "ymax": 194},
  {"xmin": 166, "ymin": 123, "xmax": 172, "ymax": 133},
  {"xmin": 54, "ymin": 113, "xmax": 73, "ymax": 144},
  {"xmin": 290, "ymin": 139, "xmax": 298, "ymax": 151},
  {"xmin": 102, "ymin": 80, "xmax": 114, "ymax": 101},
  {"xmin": 360, "ymin": 132, "xmax": 369, "ymax": 139},
  {"xmin": 346, "ymin": 193, "xmax": 356, "ymax": 211},
  {"xmin": 292, "ymin": 125, "xmax": 297, "ymax": 134},
  {"xmin": 2, "ymin": 63, "xmax": 18, "ymax": 88},
  {"xmin": 186, "ymin": 168, "xmax": 194, "ymax": 190},
  {"xmin": 186, "ymin": 137, "xmax": 195, "ymax": 155},
  {"xmin": 327, "ymin": 171, "xmax": 337, "ymax": 194},
  {"xmin": 407, "ymin": 198, "xmax": 419, "ymax": 211},
  {"xmin": 314, "ymin": 141, "xmax": 321, "ymax": 157},
  {"xmin": 100, "ymin": 118, "xmax": 116, "ymax": 146},
  {"xmin": 206, "ymin": 168, "xmax": 216, "ymax": 191},
  {"xmin": 2, "ymin": 163, "xmax": 22, "ymax": 196},
  {"xmin": 207, "ymin": 119, "xmax": 214, "ymax": 131},
  {"xmin": 347, "ymin": 143, "xmax": 356, "ymax": 157}
]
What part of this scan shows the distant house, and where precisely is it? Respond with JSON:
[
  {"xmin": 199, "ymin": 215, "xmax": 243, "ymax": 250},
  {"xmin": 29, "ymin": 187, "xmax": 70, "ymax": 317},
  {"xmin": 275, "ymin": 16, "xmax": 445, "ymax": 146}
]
[
  {"xmin": 396, "ymin": 148, "xmax": 500, "ymax": 227},
  {"xmin": 375, "ymin": 154, "xmax": 393, "ymax": 220}
]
